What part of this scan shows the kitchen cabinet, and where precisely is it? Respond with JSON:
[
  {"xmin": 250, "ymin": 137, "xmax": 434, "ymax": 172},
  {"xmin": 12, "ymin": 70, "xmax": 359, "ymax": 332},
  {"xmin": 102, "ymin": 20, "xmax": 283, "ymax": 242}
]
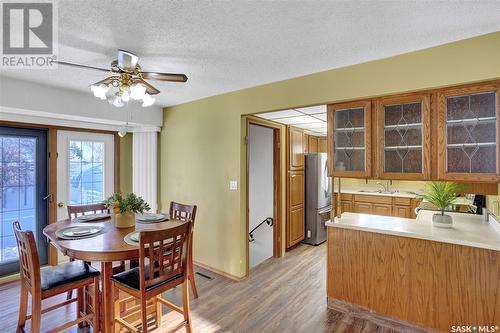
[
  {"xmin": 328, "ymin": 101, "xmax": 372, "ymax": 178},
  {"xmin": 335, "ymin": 193, "xmax": 416, "ymax": 218},
  {"xmin": 318, "ymin": 137, "xmax": 327, "ymax": 153},
  {"xmin": 393, "ymin": 205, "xmax": 412, "ymax": 218},
  {"xmin": 286, "ymin": 126, "xmax": 306, "ymax": 249},
  {"xmin": 308, "ymin": 136, "xmax": 318, "ymax": 153},
  {"xmin": 287, "ymin": 171, "xmax": 305, "ymax": 248},
  {"xmin": 437, "ymin": 83, "xmax": 500, "ymax": 181},
  {"xmin": 375, "ymin": 94, "xmax": 431, "ymax": 180},
  {"xmin": 288, "ymin": 126, "xmax": 305, "ymax": 170}
]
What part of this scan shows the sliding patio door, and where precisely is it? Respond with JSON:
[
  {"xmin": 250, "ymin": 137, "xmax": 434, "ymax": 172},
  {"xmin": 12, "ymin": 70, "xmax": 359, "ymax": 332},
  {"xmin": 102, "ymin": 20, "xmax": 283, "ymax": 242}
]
[{"xmin": 0, "ymin": 127, "xmax": 48, "ymax": 276}]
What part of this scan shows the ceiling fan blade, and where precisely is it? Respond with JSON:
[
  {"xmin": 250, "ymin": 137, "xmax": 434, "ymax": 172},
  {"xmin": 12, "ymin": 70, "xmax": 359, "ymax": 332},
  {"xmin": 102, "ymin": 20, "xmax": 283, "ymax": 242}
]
[
  {"xmin": 135, "ymin": 78, "xmax": 160, "ymax": 95},
  {"xmin": 117, "ymin": 49, "xmax": 139, "ymax": 72},
  {"xmin": 89, "ymin": 77, "xmax": 118, "ymax": 87},
  {"xmin": 140, "ymin": 71, "xmax": 188, "ymax": 82},
  {"xmin": 55, "ymin": 61, "xmax": 110, "ymax": 72}
]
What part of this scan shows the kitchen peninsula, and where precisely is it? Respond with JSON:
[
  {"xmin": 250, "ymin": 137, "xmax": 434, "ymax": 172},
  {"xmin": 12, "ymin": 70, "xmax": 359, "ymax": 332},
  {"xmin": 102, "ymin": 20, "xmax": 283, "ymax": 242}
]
[{"xmin": 326, "ymin": 210, "xmax": 500, "ymax": 332}]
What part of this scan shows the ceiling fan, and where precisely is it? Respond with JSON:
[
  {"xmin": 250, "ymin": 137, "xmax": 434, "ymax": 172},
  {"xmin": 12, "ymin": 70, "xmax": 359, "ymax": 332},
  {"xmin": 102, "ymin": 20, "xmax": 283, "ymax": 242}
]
[{"xmin": 56, "ymin": 49, "xmax": 188, "ymax": 107}]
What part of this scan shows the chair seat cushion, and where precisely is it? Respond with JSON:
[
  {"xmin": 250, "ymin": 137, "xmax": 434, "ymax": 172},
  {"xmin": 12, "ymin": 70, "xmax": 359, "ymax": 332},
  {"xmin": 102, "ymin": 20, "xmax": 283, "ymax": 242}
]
[
  {"xmin": 41, "ymin": 261, "xmax": 100, "ymax": 291},
  {"xmin": 111, "ymin": 265, "xmax": 183, "ymax": 292}
]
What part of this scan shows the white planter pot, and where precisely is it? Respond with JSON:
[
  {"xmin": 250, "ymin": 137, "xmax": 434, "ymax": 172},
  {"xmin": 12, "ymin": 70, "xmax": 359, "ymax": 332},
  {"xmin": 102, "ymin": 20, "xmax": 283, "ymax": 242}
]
[{"xmin": 432, "ymin": 213, "xmax": 453, "ymax": 228}]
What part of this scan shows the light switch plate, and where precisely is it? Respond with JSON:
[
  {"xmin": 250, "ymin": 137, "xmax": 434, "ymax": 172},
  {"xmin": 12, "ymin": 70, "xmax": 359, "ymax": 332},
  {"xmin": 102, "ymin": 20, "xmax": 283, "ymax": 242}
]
[{"xmin": 229, "ymin": 180, "xmax": 238, "ymax": 190}]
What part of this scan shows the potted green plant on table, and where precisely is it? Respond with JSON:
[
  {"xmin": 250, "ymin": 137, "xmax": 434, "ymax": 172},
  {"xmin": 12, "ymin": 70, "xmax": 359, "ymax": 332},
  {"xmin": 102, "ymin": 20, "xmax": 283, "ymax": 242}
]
[
  {"xmin": 104, "ymin": 193, "xmax": 150, "ymax": 228},
  {"xmin": 419, "ymin": 181, "xmax": 466, "ymax": 228}
]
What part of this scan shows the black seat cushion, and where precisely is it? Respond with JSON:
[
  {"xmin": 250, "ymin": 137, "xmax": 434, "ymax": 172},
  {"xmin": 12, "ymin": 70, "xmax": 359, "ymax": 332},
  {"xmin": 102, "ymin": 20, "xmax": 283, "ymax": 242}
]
[
  {"xmin": 41, "ymin": 260, "xmax": 100, "ymax": 291},
  {"xmin": 111, "ymin": 265, "xmax": 183, "ymax": 292}
]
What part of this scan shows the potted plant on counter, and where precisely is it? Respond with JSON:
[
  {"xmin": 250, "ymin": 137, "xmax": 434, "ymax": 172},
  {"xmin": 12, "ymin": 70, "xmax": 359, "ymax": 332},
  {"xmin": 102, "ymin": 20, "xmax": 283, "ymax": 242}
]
[
  {"xmin": 419, "ymin": 181, "xmax": 465, "ymax": 228},
  {"xmin": 104, "ymin": 193, "xmax": 150, "ymax": 228}
]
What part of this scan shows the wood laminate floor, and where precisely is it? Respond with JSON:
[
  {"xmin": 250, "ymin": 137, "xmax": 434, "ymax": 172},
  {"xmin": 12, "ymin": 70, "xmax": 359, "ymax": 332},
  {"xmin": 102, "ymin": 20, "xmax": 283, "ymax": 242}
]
[{"xmin": 0, "ymin": 243, "xmax": 431, "ymax": 333}]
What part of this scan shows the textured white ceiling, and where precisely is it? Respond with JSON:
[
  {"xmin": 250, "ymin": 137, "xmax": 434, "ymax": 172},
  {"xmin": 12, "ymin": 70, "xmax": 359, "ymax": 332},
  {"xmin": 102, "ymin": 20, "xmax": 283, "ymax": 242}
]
[{"xmin": 1, "ymin": 1, "xmax": 500, "ymax": 107}]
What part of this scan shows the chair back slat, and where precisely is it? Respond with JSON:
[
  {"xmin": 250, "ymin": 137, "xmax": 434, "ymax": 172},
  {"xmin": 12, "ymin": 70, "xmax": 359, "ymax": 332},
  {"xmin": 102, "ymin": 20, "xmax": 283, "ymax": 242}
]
[
  {"xmin": 67, "ymin": 203, "xmax": 109, "ymax": 219},
  {"xmin": 169, "ymin": 202, "xmax": 197, "ymax": 223},
  {"xmin": 13, "ymin": 221, "xmax": 41, "ymax": 292},
  {"xmin": 138, "ymin": 222, "xmax": 192, "ymax": 291}
]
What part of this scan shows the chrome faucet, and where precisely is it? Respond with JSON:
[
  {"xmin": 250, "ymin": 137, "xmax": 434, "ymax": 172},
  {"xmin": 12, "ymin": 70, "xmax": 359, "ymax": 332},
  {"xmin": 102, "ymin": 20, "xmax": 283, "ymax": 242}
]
[{"xmin": 376, "ymin": 181, "xmax": 390, "ymax": 192}]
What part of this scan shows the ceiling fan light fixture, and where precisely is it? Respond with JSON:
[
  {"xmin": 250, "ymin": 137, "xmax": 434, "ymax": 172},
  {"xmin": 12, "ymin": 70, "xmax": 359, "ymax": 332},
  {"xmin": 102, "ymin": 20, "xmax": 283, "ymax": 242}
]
[
  {"xmin": 109, "ymin": 94, "xmax": 125, "ymax": 108},
  {"xmin": 118, "ymin": 126, "xmax": 128, "ymax": 137},
  {"xmin": 121, "ymin": 90, "xmax": 130, "ymax": 102},
  {"xmin": 90, "ymin": 84, "xmax": 108, "ymax": 100},
  {"xmin": 142, "ymin": 93, "xmax": 155, "ymax": 107},
  {"xmin": 130, "ymin": 83, "xmax": 146, "ymax": 100}
]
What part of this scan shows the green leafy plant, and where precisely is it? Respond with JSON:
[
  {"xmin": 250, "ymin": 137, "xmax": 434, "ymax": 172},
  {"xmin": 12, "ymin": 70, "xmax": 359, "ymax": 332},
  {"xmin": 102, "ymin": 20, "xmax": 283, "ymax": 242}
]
[
  {"xmin": 418, "ymin": 182, "xmax": 466, "ymax": 216},
  {"xmin": 104, "ymin": 193, "xmax": 150, "ymax": 214}
]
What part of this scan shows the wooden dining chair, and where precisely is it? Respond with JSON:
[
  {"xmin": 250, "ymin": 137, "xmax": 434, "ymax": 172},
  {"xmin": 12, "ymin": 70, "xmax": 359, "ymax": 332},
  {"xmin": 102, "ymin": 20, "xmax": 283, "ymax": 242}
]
[
  {"xmin": 13, "ymin": 221, "xmax": 100, "ymax": 333},
  {"xmin": 111, "ymin": 222, "xmax": 193, "ymax": 333},
  {"xmin": 169, "ymin": 201, "xmax": 198, "ymax": 299}
]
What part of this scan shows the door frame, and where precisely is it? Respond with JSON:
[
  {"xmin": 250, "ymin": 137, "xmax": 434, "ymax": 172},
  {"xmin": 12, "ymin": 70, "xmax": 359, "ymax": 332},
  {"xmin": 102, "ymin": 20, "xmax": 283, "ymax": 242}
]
[
  {"xmin": 0, "ymin": 126, "xmax": 48, "ymax": 276},
  {"xmin": 0, "ymin": 121, "xmax": 121, "ymax": 266},
  {"xmin": 245, "ymin": 117, "xmax": 282, "ymax": 276}
]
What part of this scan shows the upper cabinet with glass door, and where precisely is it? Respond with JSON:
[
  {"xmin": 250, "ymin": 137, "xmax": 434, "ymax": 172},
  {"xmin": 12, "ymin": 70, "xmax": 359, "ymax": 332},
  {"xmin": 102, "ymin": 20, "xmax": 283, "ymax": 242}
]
[
  {"xmin": 327, "ymin": 101, "xmax": 371, "ymax": 178},
  {"xmin": 437, "ymin": 83, "xmax": 500, "ymax": 181},
  {"xmin": 376, "ymin": 94, "xmax": 431, "ymax": 180}
]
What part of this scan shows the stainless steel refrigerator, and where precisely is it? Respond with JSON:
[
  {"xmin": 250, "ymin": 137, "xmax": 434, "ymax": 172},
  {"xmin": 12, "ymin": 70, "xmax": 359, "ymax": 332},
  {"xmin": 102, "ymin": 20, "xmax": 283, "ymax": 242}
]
[{"xmin": 303, "ymin": 153, "xmax": 332, "ymax": 245}]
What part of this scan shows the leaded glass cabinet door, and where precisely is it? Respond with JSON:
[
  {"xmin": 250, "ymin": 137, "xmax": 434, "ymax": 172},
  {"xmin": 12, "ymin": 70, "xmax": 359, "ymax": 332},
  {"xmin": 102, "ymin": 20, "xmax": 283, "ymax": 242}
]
[
  {"xmin": 376, "ymin": 94, "xmax": 431, "ymax": 180},
  {"xmin": 327, "ymin": 101, "xmax": 371, "ymax": 178},
  {"xmin": 437, "ymin": 84, "xmax": 500, "ymax": 181}
]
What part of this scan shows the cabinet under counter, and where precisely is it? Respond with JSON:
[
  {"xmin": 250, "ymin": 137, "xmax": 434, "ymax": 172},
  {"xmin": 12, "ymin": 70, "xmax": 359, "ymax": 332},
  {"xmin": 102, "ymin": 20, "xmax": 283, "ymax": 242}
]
[{"xmin": 326, "ymin": 211, "xmax": 500, "ymax": 332}]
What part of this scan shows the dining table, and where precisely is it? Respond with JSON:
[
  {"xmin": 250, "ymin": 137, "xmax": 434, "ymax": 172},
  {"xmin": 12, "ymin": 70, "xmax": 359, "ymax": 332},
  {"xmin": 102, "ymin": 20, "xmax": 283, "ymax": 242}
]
[{"xmin": 43, "ymin": 214, "xmax": 185, "ymax": 333}]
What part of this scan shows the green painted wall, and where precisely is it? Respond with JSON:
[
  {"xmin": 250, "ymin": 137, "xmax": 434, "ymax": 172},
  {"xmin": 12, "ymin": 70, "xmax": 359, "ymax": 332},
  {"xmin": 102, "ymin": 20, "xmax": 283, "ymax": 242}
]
[
  {"xmin": 119, "ymin": 134, "xmax": 133, "ymax": 194},
  {"xmin": 160, "ymin": 32, "xmax": 500, "ymax": 278}
]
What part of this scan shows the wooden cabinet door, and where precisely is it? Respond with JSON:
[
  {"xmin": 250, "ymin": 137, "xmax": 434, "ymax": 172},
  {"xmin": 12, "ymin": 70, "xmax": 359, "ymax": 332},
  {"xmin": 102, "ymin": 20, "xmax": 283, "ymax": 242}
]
[
  {"xmin": 354, "ymin": 202, "xmax": 372, "ymax": 214},
  {"xmin": 287, "ymin": 171, "xmax": 305, "ymax": 248},
  {"xmin": 411, "ymin": 198, "xmax": 422, "ymax": 218},
  {"xmin": 373, "ymin": 203, "xmax": 392, "ymax": 216},
  {"xmin": 328, "ymin": 100, "xmax": 372, "ymax": 178},
  {"xmin": 303, "ymin": 134, "xmax": 309, "ymax": 153},
  {"xmin": 393, "ymin": 205, "xmax": 411, "ymax": 218},
  {"xmin": 376, "ymin": 94, "xmax": 431, "ymax": 180},
  {"xmin": 437, "ymin": 83, "xmax": 500, "ymax": 181},
  {"xmin": 318, "ymin": 137, "xmax": 327, "ymax": 153},
  {"xmin": 341, "ymin": 201, "xmax": 353, "ymax": 213},
  {"xmin": 289, "ymin": 207, "xmax": 304, "ymax": 246},
  {"xmin": 308, "ymin": 136, "xmax": 318, "ymax": 153},
  {"xmin": 288, "ymin": 126, "xmax": 305, "ymax": 170}
]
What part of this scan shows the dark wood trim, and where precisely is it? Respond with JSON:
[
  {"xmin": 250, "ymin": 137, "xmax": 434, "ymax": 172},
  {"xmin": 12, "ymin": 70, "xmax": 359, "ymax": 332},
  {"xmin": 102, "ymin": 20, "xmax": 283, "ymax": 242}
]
[
  {"xmin": 245, "ymin": 117, "xmax": 283, "ymax": 277},
  {"xmin": 47, "ymin": 128, "xmax": 58, "ymax": 266}
]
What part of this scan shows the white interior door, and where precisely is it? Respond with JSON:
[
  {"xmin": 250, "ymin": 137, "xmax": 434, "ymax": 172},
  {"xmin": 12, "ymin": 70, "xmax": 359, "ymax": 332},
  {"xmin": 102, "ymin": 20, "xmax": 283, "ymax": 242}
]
[{"xmin": 56, "ymin": 131, "xmax": 114, "ymax": 261}]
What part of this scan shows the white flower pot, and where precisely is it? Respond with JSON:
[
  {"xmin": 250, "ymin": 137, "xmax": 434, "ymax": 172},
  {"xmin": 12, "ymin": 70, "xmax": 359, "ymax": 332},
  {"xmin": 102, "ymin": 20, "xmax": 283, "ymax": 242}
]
[{"xmin": 432, "ymin": 213, "xmax": 453, "ymax": 228}]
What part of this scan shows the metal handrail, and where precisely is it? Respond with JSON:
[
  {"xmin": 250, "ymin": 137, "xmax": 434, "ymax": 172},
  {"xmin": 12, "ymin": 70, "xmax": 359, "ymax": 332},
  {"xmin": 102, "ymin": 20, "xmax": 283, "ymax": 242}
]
[{"xmin": 249, "ymin": 217, "xmax": 273, "ymax": 242}]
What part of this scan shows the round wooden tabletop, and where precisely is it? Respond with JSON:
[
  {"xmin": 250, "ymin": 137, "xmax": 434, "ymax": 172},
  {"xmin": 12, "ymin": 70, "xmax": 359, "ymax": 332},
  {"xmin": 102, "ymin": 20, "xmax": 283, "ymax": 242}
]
[{"xmin": 43, "ymin": 216, "xmax": 186, "ymax": 262}]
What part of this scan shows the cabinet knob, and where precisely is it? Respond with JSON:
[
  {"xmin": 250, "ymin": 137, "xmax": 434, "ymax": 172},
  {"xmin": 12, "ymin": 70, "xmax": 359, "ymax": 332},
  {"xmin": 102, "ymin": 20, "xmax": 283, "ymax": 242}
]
[{"xmin": 57, "ymin": 202, "xmax": 65, "ymax": 208}]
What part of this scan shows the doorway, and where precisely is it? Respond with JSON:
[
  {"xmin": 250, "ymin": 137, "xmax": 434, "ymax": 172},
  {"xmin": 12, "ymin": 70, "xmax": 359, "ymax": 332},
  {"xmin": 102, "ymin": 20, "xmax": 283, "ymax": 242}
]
[
  {"xmin": 0, "ymin": 126, "xmax": 48, "ymax": 276},
  {"xmin": 246, "ymin": 119, "xmax": 281, "ymax": 274},
  {"xmin": 55, "ymin": 131, "xmax": 115, "ymax": 262}
]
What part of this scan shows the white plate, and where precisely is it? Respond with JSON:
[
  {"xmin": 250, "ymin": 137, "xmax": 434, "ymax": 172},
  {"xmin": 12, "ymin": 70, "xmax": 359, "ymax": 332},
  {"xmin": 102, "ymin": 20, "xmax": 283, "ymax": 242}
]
[
  {"xmin": 76, "ymin": 213, "xmax": 110, "ymax": 222},
  {"xmin": 136, "ymin": 213, "xmax": 168, "ymax": 222},
  {"xmin": 130, "ymin": 231, "xmax": 140, "ymax": 242},
  {"xmin": 56, "ymin": 225, "xmax": 104, "ymax": 240}
]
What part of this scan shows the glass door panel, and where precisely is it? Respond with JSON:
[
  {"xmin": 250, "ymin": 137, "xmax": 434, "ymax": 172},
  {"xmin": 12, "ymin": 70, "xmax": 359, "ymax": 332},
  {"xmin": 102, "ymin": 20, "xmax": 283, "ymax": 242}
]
[
  {"xmin": 333, "ymin": 108, "xmax": 366, "ymax": 172},
  {"xmin": 383, "ymin": 102, "xmax": 423, "ymax": 173},
  {"xmin": 0, "ymin": 127, "xmax": 47, "ymax": 276},
  {"xmin": 445, "ymin": 92, "xmax": 497, "ymax": 174}
]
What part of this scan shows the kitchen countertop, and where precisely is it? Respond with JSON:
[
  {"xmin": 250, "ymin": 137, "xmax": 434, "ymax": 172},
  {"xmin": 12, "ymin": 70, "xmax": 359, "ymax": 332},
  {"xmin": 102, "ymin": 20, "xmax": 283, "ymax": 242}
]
[
  {"xmin": 325, "ymin": 210, "xmax": 500, "ymax": 251},
  {"xmin": 333, "ymin": 187, "xmax": 422, "ymax": 198}
]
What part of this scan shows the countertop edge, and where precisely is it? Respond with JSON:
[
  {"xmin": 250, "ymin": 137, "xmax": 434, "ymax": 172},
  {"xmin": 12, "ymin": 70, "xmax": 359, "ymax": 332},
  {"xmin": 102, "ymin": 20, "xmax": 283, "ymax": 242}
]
[{"xmin": 326, "ymin": 219, "xmax": 500, "ymax": 252}]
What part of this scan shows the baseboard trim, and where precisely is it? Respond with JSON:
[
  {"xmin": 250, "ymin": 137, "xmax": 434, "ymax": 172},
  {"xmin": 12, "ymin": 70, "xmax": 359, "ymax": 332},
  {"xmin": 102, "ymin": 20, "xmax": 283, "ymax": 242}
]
[
  {"xmin": 194, "ymin": 261, "xmax": 245, "ymax": 282},
  {"xmin": 327, "ymin": 297, "xmax": 435, "ymax": 333}
]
